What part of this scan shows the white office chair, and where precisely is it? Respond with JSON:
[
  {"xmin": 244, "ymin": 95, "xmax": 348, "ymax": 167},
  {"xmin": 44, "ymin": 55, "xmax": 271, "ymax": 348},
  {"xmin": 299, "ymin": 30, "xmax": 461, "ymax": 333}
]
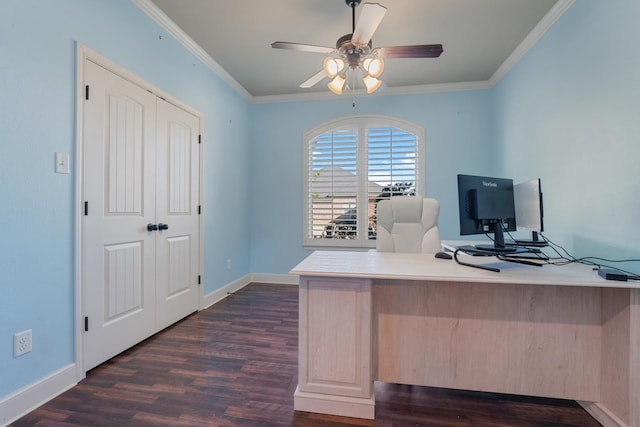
[{"xmin": 375, "ymin": 197, "xmax": 441, "ymax": 253}]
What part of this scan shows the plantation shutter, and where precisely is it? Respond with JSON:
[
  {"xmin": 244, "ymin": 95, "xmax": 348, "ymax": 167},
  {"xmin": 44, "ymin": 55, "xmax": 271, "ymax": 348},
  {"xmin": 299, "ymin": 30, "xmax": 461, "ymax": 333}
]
[
  {"xmin": 303, "ymin": 116, "xmax": 423, "ymax": 249},
  {"xmin": 308, "ymin": 128, "xmax": 358, "ymax": 240},
  {"xmin": 366, "ymin": 127, "xmax": 418, "ymax": 239}
]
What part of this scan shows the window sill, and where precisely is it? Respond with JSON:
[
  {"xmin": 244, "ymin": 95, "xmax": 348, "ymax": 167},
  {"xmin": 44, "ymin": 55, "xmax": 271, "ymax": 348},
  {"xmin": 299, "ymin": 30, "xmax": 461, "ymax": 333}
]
[{"xmin": 303, "ymin": 242, "xmax": 375, "ymax": 252}]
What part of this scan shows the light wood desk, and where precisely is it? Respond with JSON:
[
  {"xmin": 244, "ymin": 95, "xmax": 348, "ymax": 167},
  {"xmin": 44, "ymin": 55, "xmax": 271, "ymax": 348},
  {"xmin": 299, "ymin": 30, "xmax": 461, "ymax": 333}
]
[{"xmin": 290, "ymin": 250, "xmax": 640, "ymax": 426}]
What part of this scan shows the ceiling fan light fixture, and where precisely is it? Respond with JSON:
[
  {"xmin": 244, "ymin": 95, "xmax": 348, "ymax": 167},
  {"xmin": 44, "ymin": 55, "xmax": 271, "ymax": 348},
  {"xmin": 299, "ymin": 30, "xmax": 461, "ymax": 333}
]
[
  {"xmin": 363, "ymin": 56, "xmax": 384, "ymax": 78},
  {"xmin": 271, "ymin": 1, "xmax": 444, "ymax": 95},
  {"xmin": 362, "ymin": 74, "xmax": 382, "ymax": 94},
  {"xmin": 328, "ymin": 74, "xmax": 347, "ymax": 95},
  {"xmin": 323, "ymin": 57, "xmax": 345, "ymax": 78}
]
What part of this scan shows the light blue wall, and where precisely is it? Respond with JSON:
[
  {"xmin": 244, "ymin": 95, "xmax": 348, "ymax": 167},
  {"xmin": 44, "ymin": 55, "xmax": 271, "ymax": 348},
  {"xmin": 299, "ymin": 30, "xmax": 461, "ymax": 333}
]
[
  {"xmin": 493, "ymin": 0, "xmax": 640, "ymax": 273},
  {"xmin": 250, "ymin": 0, "xmax": 640, "ymax": 275},
  {"xmin": 0, "ymin": 0, "xmax": 251, "ymax": 398},
  {"xmin": 249, "ymin": 91, "xmax": 496, "ymax": 274},
  {"xmin": 3, "ymin": 0, "xmax": 639, "ymax": 410}
]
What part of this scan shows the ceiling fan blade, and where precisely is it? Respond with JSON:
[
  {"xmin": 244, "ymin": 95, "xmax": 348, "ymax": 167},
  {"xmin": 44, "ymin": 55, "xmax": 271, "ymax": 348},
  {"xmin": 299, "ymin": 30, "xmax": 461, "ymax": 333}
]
[
  {"xmin": 351, "ymin": 3, "xmax": 387, "ymax": 47},
  {"xmin": 271, "ymin": 41, "xmax": 335, "ymax": 54},
  {"xmin": 376, "ymin": 44, "xmax": 444, "ymax": 59},
  {"xmin": 300, "ymin": 70, "xmax": 327, "ymax": 89}
]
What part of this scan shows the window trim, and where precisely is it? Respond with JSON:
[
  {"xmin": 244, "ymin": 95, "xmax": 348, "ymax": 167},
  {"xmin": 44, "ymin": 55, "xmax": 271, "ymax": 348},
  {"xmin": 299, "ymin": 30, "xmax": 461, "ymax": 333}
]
[{"xmin": 303, "ymin": 115, "xmax": 425, "ymax": 250}]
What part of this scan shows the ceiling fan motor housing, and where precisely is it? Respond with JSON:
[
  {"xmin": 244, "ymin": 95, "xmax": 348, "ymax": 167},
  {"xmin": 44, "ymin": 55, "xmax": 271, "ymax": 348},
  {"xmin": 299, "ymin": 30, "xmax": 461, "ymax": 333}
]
[{"xmin": 336, "ymin": 33, "xmax": 372, "ymax": 69}]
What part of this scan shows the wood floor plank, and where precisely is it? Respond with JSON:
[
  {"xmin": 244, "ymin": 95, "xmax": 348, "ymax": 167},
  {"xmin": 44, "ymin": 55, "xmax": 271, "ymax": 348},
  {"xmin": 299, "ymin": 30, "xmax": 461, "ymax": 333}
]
[{"xmin": 11, "ymin": 283, "xmax": 601, "ymax": 427}]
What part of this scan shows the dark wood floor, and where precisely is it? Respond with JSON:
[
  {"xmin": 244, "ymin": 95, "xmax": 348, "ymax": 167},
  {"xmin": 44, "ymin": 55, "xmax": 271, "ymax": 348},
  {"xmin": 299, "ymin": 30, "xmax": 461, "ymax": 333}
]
[{"xmin": 12, "ymin": 283, "xmax": 601, "ymax": 427}]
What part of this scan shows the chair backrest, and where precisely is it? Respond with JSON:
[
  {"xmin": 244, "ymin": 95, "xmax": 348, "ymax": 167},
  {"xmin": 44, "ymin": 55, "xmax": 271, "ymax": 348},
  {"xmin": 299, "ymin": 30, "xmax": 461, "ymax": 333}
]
[{"xmin": 375, "ymin": 197, "xmax": 441, "ymax": 253}]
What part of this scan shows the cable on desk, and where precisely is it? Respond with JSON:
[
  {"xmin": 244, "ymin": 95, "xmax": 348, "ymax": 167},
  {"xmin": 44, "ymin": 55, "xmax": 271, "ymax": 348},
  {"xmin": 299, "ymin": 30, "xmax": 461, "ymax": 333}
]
[
  {"xmin": 533, "ymin": 233, "xmax": 640, "ymax": 279},
  {"xmin": 469, "ymin": 231, "xmax": 640, "ymax": 279},
  {"xmin": 487, "ymin": 230, "xmax": 640, "ymax": 279}
]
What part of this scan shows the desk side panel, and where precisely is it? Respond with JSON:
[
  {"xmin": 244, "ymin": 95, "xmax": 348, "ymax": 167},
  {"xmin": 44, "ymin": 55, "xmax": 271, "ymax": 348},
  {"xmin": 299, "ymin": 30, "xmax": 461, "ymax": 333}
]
[
  {"xmin": 298, "ymin": 276, "xmax": 372, "ymax": 399},
  {"xmin": 600, "ymin": 288, "xmax": 630, "ymax": 425},
  {"xmin": 374, "ymin": 280, "xmax": 601, "ymax": 401}
]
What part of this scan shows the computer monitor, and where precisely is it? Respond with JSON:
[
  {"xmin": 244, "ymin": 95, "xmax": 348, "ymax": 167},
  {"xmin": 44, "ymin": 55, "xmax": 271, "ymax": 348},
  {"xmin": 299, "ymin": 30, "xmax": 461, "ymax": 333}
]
[
  {"xmin": 457, "ymin": 174, "xmax": 517, "ymax": 253},
  {"xmin": 513, "ymin": 178, "xmax": 544, "ymax": 244}
]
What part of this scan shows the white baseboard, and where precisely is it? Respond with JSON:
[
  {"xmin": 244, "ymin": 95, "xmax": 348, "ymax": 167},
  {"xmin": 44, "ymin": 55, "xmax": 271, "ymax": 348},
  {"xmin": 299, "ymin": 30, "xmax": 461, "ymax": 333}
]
[
  {"xmin": 200, "ymin": 274, "xmax": 252, "ymax": 309},
  {"xmin": 578, "ymin": 401, "xmax": 627, "ymax": 427},
  {"xmin": 0, "ymin": 364, "xmax": 77, "ymax": 426},
  {"xmin": 200, "ymin": 273, "xmax": 299, "ymax": 310},
  {"xmin": 1, "ymin": 273, "xmax": 298, "ymax": 425}
]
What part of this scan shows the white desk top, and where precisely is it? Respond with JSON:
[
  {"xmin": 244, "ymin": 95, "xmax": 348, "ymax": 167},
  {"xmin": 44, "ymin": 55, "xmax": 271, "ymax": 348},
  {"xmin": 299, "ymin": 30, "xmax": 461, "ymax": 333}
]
[{"xmin": 290, "ymin": 249, "xmax": 640, "ymax": 289}]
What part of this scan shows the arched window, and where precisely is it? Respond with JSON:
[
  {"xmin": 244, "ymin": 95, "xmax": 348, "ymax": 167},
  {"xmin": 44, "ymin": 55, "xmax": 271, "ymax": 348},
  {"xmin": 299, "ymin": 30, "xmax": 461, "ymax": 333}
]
[{"xmin": 303, "ymin": 115, "xmax": 425, "ymax": 249}]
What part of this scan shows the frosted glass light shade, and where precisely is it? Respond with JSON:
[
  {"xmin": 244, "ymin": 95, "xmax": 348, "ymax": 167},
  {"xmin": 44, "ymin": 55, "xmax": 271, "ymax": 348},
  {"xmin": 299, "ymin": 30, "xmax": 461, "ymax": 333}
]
[
  {"xmin": 362, "ymin": 74, "xmax": 382, "ymax": 94},
  {"xmin": 327, "ymin": 74, "xmax": 346, "ymax": 94},
  {"xmin": 323, "ymin": 57, "xmax": 345, "ymax": 78},
  {"xmin": 363, "ymin": 57, "xmax": 384, "ymax": 78}
]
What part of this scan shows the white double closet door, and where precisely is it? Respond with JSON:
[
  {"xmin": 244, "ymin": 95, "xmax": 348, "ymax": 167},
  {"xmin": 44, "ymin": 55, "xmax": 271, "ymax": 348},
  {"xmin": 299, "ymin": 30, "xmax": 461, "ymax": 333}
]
[{"xmin": 82, "ymin": 60, "xmax": 200, "ymax": 371}]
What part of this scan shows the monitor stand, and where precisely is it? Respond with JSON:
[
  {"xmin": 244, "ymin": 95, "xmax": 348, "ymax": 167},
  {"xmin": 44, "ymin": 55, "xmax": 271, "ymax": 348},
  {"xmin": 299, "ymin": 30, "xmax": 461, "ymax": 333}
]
[
  {"xmin": 474, "ymin": 224, "xmax": 524, "ymax": 254},
  {"xmin": 454, "ymin": 226, "xmax": 532, "ymax": 272},
  {"xmin": 506, "ymin": 231, "xmax": 548, "ymax": 248},
  {"xmin": 474, "ymin": 244, "xmax": 520, "ymax": 254},
  {"xmin": 454, "ymin": 245, "xmax": 537, "ymax": 272}
]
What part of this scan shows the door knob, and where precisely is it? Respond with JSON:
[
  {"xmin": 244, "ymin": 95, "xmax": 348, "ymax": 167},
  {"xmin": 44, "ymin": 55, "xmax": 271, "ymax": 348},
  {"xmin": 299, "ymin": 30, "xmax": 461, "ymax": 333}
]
[
  {"xmin": 147, "ymin": 223, "xmax": 158, "ymax": 232},
  {"xmin": 158, "ymin": 223, "xmax": 169, "ymax": 230}
]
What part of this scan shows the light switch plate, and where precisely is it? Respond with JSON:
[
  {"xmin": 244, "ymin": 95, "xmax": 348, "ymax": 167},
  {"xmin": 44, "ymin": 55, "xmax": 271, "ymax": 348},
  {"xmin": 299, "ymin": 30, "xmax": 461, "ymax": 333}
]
[{"xmin": 55, "ymin": 152, "xmax": 70, "ymax": 174}]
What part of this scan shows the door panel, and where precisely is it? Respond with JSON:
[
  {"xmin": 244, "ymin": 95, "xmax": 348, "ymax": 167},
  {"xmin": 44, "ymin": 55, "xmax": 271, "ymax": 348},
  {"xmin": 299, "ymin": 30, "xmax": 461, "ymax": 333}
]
[
  {"xmin": 155, "ymin": 98, "xmax": 200, "ymax": 330},
  {"xmin": 104, "ymin": 242, "xmax": 143, "ymax": 322},
  {"xmin": 82, "ymin": 59, "xmax": 201, "ymax": 371},
  {"xmin": 83, "ymin": 61, "xmax": 157, "ymax": 371}
]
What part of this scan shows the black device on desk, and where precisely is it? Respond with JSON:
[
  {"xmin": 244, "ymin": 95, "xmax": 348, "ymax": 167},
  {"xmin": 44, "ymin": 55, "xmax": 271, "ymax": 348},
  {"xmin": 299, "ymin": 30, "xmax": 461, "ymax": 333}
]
[
  {"xmin": 456, "ymin": 174, "xmax": 532, "ymax": 272},
  {"xmin": 457, "ymin": 174, "xmax": 526, "ymax": 253},
  {"xmin": 435, "ymin": 251, "xmax": 452, "ymax": 260}
]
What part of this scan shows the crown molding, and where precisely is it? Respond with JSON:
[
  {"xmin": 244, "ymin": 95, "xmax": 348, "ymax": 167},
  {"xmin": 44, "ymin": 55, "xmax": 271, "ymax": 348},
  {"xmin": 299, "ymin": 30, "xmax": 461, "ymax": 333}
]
[
  {"xmin": 489, "ymin": 0, "xmax": 575, "ymax": 85},
  {"xmin": 133, "ymin": 0, "xmax": 575, "ymax": 104},
  {"xmin": 249, "ymin": 80, "xmax": 493, "ymax": 104},
  {"xmin": 132, "ymin": 0, "xmax": 252, "ymax": 101}
]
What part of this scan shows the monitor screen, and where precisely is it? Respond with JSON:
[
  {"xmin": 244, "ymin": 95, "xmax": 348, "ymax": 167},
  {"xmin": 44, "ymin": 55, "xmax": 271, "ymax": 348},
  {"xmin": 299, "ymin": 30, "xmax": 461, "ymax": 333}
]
[
  {"xmin": 510, "ymin": 178, "xmax": 546, "ymax": 246},
  {"xmin": 514, "ymin": 178, "xmax": 543, "ymax": 233},
  {"xmin": 457, "ymin": 174, "xmax": 516, "ymax": 251}
]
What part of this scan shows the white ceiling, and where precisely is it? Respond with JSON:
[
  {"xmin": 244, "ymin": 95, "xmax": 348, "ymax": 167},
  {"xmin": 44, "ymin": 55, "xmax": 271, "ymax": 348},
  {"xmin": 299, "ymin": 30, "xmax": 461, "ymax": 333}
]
[{"xmin": 137, "ymin": 0, "xmax": 572, "ymax": 102}]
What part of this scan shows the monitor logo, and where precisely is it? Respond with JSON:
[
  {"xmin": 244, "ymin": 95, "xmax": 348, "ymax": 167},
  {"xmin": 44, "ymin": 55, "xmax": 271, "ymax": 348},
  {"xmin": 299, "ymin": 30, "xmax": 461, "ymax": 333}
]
[{"xmin": 482, "ymin": 181, "xmax": 498, "ymax": 188}]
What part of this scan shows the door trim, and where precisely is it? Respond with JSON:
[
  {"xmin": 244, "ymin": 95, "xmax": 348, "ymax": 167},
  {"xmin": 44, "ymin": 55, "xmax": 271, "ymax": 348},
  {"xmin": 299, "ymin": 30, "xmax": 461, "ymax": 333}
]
[{"xmin": 74, "ymin": 43, "xmax": 204, "ymax": 380}]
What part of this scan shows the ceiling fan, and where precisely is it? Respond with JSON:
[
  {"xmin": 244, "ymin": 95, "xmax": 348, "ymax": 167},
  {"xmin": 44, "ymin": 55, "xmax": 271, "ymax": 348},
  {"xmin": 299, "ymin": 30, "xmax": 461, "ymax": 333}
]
[{"xmin": 271, "ymin": 0, "xmax": 443, "ymax": 95}]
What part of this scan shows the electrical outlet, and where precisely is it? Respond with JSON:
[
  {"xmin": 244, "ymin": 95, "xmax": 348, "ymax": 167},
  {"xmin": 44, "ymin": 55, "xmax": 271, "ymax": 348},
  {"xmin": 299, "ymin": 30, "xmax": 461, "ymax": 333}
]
[
  {"xmin": 226, "ymin": 259, "xmax": 232, "ymax": 270},
  {"xmin": 14, "ymin": 329, "xmax": 32, "ymax": 357}
]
